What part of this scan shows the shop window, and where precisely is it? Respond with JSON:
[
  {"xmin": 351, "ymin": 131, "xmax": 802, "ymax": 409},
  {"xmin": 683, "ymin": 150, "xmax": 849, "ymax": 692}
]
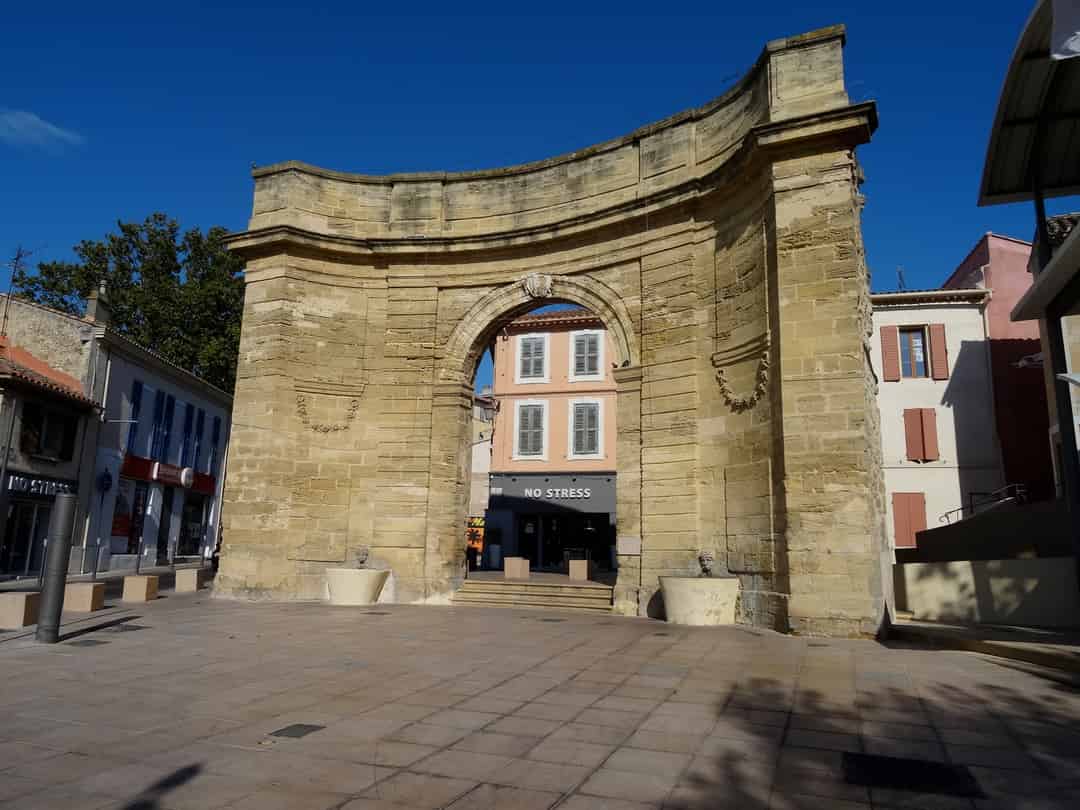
[
  {"xmin": 570, "ymin": 330, "xmax": 603, "ymax": 380},
  {"xmin": 515, "ymin": 402, "xmax": 546, "ymax": 457},
  {"xmin": 19, "ymin": 402, "xmax": 78, "ymax": 461},
  {"xmin": 517, "ymin": 334, "xmax": 548, "ymax": 382},
  {"xmin": 570, "ymin": 400, "xmax": 601, "ymax": 457},
  {"xmin": 126, "ymin": 379, "xmax": 143, "ymax": 454}
]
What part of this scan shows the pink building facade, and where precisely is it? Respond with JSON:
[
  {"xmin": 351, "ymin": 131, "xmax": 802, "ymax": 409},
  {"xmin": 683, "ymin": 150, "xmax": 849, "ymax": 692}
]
[{"xmin": 484, "ymin": 309, "xmax": 617, "ymax": 572}]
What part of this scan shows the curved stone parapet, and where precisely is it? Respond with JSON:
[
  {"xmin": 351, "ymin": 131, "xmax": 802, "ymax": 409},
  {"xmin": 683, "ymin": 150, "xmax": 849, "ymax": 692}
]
[{"xmin": 243, "ymin": 25, "xmax": 869, "ymax": 246}]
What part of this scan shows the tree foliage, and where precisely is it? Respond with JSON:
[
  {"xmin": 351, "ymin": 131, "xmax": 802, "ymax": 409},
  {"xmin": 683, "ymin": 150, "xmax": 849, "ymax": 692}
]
[{"xmin": 12, "ymin": 213, "xmax": 244, "ymax": 392}]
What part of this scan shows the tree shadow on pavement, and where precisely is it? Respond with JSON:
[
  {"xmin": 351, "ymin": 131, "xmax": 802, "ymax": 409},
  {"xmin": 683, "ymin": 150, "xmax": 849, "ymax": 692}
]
[{"xmin": 663, "ymin": 655, "xmax": 1080, "ymax": 809}]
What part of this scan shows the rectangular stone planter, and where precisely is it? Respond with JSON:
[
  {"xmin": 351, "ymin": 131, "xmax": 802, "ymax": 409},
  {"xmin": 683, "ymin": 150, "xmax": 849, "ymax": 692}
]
[
  {"xmin": 504, "ymin": 557, "xmax": 529, "ymax": 580},
  {"xmin": 659, "ymin": 576, "xmax": 739, "ymax": 626},
  {"xmin": 122, "ymin": 575, "xmax": 159, "ymax": 602},
  {"xmin": 569, "ymin": 559, "xmax": 591, "ymax": 581},
  {"xmin": 65, "ymin": 582, "xmax": 105, "ymax": 612},
  {"xmin": 0, "ymin": 592, "xmax": 39, "ymax": 628},
  {"xmin": 175, "ymin": 568, "xmax": 203, "ymax": 593}
]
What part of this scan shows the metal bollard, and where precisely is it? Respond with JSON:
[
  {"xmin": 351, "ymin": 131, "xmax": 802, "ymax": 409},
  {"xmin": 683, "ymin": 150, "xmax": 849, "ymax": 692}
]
[{"xmin": 35, "ymin": 493, "xmax": 78, "ymax": 644}]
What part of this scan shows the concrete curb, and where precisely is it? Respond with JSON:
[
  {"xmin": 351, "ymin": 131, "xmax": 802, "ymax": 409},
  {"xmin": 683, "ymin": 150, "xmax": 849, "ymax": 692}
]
[{"xmin": 889, "ymin": 622, "xmax": 1080, "ymax": 674}]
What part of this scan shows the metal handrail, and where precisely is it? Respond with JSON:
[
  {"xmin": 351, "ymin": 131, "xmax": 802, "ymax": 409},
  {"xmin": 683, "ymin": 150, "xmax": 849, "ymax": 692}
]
[{"xmin": 938, "ymin": 483, "xmax": 1028, "ymax": 524}]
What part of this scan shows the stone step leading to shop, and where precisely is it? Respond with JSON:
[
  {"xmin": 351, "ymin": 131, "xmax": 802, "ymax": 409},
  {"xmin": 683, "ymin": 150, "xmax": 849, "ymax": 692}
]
[{"xmin": 452, "ymin": 579, "xmax": 613, "ymax": 613}]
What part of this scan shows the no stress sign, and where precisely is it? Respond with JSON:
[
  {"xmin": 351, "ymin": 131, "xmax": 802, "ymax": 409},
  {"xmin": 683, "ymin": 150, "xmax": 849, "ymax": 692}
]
[{"xmin": 523, "ymin": 487, "xmax": 592, "ymax": 500}]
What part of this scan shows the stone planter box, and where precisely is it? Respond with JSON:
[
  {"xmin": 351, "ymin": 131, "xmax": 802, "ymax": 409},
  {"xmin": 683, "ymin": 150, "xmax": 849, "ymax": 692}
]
[
  {"xmin": 65, "ymin": 582, "xmax": 105, "ymax": 612},
  {"xmin": 175, "ymin": 568, "xmax": 203, "ymax": 593},
  {"xmin": 660, "ymin": 576, "xmax": 739, "ymax": 626},
  {"xmin": 326, "ymin": 569, "xmax": 390, "ymax": 606},
  {"xmin": 122, "ymin": 575, "xmax": 159, "ymax": 602},
  {"xmin": 504, "ymin": 557, "xmax": 529, "ymax": 580},
  {"xmin": 0, "ymin": 592, "xmax": 39, "ymax": 628}
]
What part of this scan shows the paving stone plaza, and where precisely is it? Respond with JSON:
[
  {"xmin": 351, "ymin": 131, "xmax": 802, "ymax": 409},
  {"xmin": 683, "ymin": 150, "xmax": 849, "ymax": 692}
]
[{"xmin": 2, "ymin": 593, "xmax": 1079, "ymax": 809}]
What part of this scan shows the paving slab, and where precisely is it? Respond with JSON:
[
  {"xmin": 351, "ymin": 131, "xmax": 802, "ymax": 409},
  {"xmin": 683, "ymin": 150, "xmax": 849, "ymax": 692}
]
[{"xmin": 0, "ymin": 594, "xmax": 1078, "ymax": 809}]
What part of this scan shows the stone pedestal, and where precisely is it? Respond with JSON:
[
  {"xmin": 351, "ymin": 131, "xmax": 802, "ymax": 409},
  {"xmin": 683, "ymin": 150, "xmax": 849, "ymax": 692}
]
[
  {"xmin": 326, "ymin": 568, "xmax": 390, "ymax": 606},
  {"xmin": 504, "ymin": 557, "xmax": 529, "ymax": 580},
  {"xmin": 660, "ymin": 577, "xmax": 740, "ymax": 626},
  {"xmin": 175, "ymin": 568, "xmax": 203, "ymax": 593},
  {"xmin": 569, "ymin": 559, "xmax": 591, "ymax": 581},
  {"xmin": 122, "ymin": 575, "xmax": 159, "ymax": 602},
  {"xmin": 0, "ymin": 592, "xmax": 40, "ymax": 628},
  {"xmin": 65, "ymin": 582, "xmax": 105, "ymax": 612}
]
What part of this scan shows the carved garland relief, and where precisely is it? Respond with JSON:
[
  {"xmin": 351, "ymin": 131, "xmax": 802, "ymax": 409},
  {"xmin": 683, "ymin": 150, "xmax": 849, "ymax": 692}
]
[
  {"xmin": 294, "ymin": 380, "xmax": 366, "ymax": 433},
  {"xmin": 712, "ymin": 333, "xmax": 771, "ymax": 413}
]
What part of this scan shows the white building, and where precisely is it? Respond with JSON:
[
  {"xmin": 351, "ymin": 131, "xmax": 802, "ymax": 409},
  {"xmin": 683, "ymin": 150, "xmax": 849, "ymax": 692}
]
[
  {"xmin": 86, "ymin": 328, "xmax": 232, "ymax": 572},
  {"xmin": 0, "ymin": 291, "xmax": 232, "ymax": 574},
  {"xmin": 871, "ymin": 289, "xmax": 1004, "ymax": 550}
]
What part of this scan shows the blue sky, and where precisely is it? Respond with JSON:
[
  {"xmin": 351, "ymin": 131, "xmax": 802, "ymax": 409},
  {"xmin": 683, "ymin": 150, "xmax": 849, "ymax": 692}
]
[{"xmin": 0, "ymin": 3, "xmax": 1063, "ymax": 315}]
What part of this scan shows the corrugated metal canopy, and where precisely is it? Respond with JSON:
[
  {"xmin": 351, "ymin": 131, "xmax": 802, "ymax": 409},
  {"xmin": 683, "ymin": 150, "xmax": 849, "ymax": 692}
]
[{"xmin": 980, "ymin": 0, "xmax": 1080, "ymax": 206}]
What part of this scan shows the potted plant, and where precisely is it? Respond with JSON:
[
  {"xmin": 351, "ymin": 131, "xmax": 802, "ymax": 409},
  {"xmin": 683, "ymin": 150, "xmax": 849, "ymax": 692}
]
[
  {"xmin": 325, "ymin": 547, "xmax": 390, "ymax": 606},
  {"xmin": 659, "ymin": 551, "xmax": 740, "ymax": 625}
]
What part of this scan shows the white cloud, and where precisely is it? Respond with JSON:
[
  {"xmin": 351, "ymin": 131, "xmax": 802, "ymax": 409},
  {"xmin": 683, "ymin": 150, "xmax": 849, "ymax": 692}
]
[{"xmin": 0, "ymin": 108, "xmax": 84, "ymax": 150}]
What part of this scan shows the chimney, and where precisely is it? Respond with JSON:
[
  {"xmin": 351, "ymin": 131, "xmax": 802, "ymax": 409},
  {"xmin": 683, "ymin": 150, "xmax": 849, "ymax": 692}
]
[{"xmin": 85, "ymin": 282, "xmax": 111, "ymax": 326}]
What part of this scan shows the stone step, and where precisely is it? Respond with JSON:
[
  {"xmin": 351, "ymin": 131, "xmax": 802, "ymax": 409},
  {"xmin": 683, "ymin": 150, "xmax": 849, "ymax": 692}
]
[
  {"xmin": 452, "ymin": 599, "xmax": 613, "ymax": 615},
  {"xmin": 453, "ymin": 589, "xmax": 612, "ymax": 610},
  {"xmin": 458, "ymin": 581, "xmax": 612, "ymax": 598}
]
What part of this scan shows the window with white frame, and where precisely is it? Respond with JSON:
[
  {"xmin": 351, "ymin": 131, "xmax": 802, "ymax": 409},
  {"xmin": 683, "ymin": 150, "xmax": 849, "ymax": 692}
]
[
  {"xmin": 569, "ymin": 399, "xmax": 602, "ymax": 458},
  {"xmin": 569, "ymin": 330, "xmax": 603, "ymax": 381},
  {"xmin": 515, "ymin": 401, "xmax": 547, "ymax": 458},
  {"xmin": 516, "ymin": 334, "xmax": 548, "ymax": 383}
]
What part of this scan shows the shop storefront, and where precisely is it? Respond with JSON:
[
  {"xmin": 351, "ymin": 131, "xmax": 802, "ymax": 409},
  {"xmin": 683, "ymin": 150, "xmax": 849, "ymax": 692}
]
[
  {"xmin": 485, "ymin": 473, "xmax": 616, "ymax": 572},
  {"xmin": 0, "ymin": 474, "xmax": 77, "ymax": 578},
  {"xmin": 107, "ymin": 454, "xmax": 216, "ymax": 568}
]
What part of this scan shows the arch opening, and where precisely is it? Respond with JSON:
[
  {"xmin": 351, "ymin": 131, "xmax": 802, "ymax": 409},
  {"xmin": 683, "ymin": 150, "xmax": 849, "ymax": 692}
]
[{"xmin": 450, "ymin": 289, "xmax": 633, "ymax": 600}]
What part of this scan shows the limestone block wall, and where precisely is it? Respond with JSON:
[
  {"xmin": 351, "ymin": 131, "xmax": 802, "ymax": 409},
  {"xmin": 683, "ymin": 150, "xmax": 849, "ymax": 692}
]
[{"xmin": 218, "ymin": 25, "xmax": 887, "ymax": 635}]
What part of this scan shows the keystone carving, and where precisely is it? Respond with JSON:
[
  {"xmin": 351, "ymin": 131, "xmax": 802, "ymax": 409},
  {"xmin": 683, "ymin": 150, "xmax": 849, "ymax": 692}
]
[{"xmin": 522, "ymin": 273, "xmax": 553, "ymax": 299}]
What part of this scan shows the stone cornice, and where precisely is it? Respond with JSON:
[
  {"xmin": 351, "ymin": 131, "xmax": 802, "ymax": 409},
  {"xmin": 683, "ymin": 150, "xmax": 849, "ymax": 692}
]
[{"xmin": 228, "ymin": 103, "xmax": 876, "ymax": 262}]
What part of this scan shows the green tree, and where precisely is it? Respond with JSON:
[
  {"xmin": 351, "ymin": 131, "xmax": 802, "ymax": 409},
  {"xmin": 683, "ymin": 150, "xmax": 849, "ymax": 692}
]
[{"xmin": 12, "ymin": 213, "xmax": 244, "ymax": 392}]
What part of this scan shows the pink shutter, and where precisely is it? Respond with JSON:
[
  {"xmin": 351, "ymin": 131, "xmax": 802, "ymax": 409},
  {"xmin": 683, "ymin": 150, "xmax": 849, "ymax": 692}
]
[
  {"xmin": 893, "ymin": 493, "xmax": 913, "ymax": 547},
  {"xmin": 881, "ymin": 326, "xmax": 901, "ymax": 382},
  {"xmin": 920, "ymin": 409, "xmax": 939, "ymax": 461},
  {"xmin": 892, "ymin": 492, "xmax": 927, "ymax": 548},
  {"xmin": 903, "ymin": 409, "xmax": 924, "ymax": 461},
  {"xmin": 930, "ymin": 324, "xmax": 949, "ymax": 380},
  {"xmin": 909, "ymin": 492, "xmax": 927, "ymax": 540}
]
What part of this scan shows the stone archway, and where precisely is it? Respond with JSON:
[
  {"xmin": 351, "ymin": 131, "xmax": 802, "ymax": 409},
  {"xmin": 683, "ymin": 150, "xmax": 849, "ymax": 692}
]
[
  {"xmin": 424, "ymin": 272, "xmax": 645, "ymax": 612},
  {"xmin": 218, "ymin": 25, "xmax": 890, "ymax": 635}
]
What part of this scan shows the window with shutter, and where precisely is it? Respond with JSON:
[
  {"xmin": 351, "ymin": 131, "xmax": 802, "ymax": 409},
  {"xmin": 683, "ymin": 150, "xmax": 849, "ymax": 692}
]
[
  {"xmin": 518, "ymin": 335, "xmax": 546, "ymax": 381},
  {"xmin": 902, "ymin": 408, "xmax": 939, "ymax": 462},
  {"xmin": 881, "ymin": 326, "xmax": 901, "ymax": 382},
  {"xmin": 929, "ymin": 323, "xmax": 949, "ymax": 379},
  {"xmin": 126, "ymin": 379, "xmax": 143, "ymax": 454},
  {"xmin": 570, "ymin": 330, "xmax": 603, "ymax": 380},
  {"xmin": 892, "ymin": 492, "xmax": 926, "ymax": 547},
  {"xmin": 569, "ymin": 400, "xmax": 602, "ymax": 457},
  {"xmin": 516, "ymin": 403, "xmax": 545, "ymax": 456},
  {"xmin": 900, "ymin": 327, "xmax": 929, "ymax": 378}
]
